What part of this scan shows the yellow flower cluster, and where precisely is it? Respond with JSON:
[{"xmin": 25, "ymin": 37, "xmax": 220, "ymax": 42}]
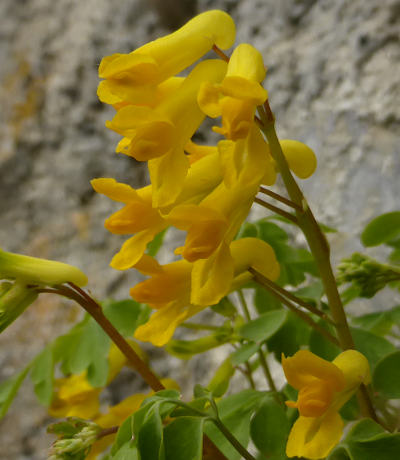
[{"xmin": 93, "ymin": 10, "xmax": 317, "ymax": 346}]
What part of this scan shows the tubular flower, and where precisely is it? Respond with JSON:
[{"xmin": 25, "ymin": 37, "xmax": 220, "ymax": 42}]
[
  {"xmin": 91, "ymin": 146, "xmax": 223, "ymax": 270},
  {"xmin": 133, "ymin": 238, "xmax": 279, "ymax": 346},
  {"xmin": 198, "ymin": 43, "xmax": 268, "ymax": 140},
  {"xmin": 282, "ymin": 349, "xmax": 371, "ymax": 459},
  {"xmin": 105, "ymin": 59, "xmax": 227, "ymax": 207},
  {"xmin": 98, "ymin": 9, "xmax": 235, "ymax": 105}
]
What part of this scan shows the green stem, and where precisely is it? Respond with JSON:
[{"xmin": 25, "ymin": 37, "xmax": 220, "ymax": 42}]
[
  {"xmin": 254, "ymin": 196, "xmax": 298, "ymax": 224},
  {"xmin": 259, "ymin": 101, "xmax": 378, "ymax": 422},
  {"xmin": 250, "ymin": 269, "xmax": 340, "ymax": 347},
  {"xmin": 249, "ymin": 268, "xmax": 334, "ymax": 324},
  {"xmin": 237, "ymin": 290, "xmax": 280, "ymax": 395},
  {"xmin": 259, "ymin": 185, "xmax": 302, "ymax": 211},
  {"xmin": 211, "ymin": 417, "xmax": 257, "ymax": 460}
]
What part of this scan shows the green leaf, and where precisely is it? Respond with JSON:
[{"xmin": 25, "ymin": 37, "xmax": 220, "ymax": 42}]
[
  {"xmin": 361, "ymin": 211, "xmax": 400, "ymax": 247},
  {"xmin": 253, "ymin": 286, "xmax": 281, "ymax": 313},
  {"xmin": 166, "ymin": 333, "xmax": 231, "ymax": 360},
  {"xmin": 267, "ymin": 311, "xmax": 310, "ymax": 359},
  {"xmin": 111, "ymin": 441, "xmax": 139, "ymax": 460},
  {"xmin": 0, "ymin": 366, "xmax": 30, "ymax": 419},
  {"xmin": 164, "ymin": 417, "xmax": 204, "ymax": 460},
  {"xmin": 64, "ymin": 316, "xmax": 111, "ymax": 387},
  {"xmin": 146, "ymin": 228, "xmax": 168, "ymax": 257},
  {"xmin": 236, "ymin": 221, "xmax": 258, "ymax": 239},
  {"xmin": 351, "ymin": 305, "xmax": 400, "ymax": 336},
  {"xmin": 137, "ymin": 404, "xmax": 164, "ymax": 460},
  {"xmin": 351, "ymin": 327, "xmax": 396, "ymax": 369},
  {"xmin": 230, "ymin": 343, "xmax": 259, "ymax": 366},
  {"xmin": 207, "ymin": 358, "xmax": 235, "ymax": 397},
  {"xmin": 250, "ymin": 395, "xmax": 289, "ymax": 458},
  {"xmin": 211, "ymin": 296, "xmax": 237, "ymax": 318},
  {"xmin": 329, "ymin": 419, "xmax": 400, "ymax": 460},
  {"xmin": 293, "ymin": 280, "xmax": 324, "ymax": 303},
  {"xmin": 309, "ymin": 322, "xmax": 341, "ymax": 361},
  {"xmin": 373, "ymin": 351, "xmax": 400, "ymax": 399},
  {"xmin": 204, "ymin": 390, "xmax": 265, "ymax": 460},
  {"xmin": 30, "ymin": 346, "xmax": 54, "ymax": 406},
  {"xmin": 103, "ymin": 299, "xmax": 151, "ymax": 337},
  {"xmin": 238, "ymin": 310, "xmax": 288, "ymax": 343}
]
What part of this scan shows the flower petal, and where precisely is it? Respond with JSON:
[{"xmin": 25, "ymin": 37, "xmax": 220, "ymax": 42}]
[
  {"xmin": 281, "ymin": 139, "xmax": 317, "ymax": 179},
  {"xmin": 282, "ymin": 350, "xmax": 345, "ymax": 391}
]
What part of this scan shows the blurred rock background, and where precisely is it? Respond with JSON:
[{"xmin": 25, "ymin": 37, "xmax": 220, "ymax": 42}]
[{"xmin": 0, "ymin": 0, "xmax": 399, "ymax": 457}]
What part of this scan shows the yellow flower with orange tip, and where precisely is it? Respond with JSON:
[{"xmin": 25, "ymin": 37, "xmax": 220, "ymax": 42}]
[
  {"xmin": 97, "ymin": 10, "xmax": 235, "ymax": 106},
  {"xmin": 282, "ymin": 349, "xmax": 371, "ymax": 459},
  {"xmin": 105, "ymin": 59, "xmax": 227, "ymax": 208},
  {"xmin": 91, "ymin": 144, "xmax": 223, "ymax": 270},
  {"xmin": 133, "ymin": 238, "xmax": 279, "ymax": 346},
  {"xmin": 198, "ymin": 43, "xmax": 268, "ymax": 141}
]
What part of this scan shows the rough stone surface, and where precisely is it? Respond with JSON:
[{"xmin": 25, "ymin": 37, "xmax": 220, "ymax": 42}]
[{"xmin": 0, "ymin": 0, "xmax": 399, "ymax": 457}]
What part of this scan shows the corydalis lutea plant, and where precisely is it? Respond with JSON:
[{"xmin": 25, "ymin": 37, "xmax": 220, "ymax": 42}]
[{"xmin": 1, "ymin": 9, "xmax": 400, "ymax": 460}]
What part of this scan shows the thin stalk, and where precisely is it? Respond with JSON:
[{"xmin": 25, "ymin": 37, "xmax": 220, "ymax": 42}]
[
  {"xmin": 237, "ymin": 290, "xmax": 279, "ymax": 395},
  {"xmin": 97, "ymin": 426, "xmax": 118, "ymax": 440},
  {"xmin": 250, "ymin": 271, "xmax": 340, "ymax": 347},
  {"xmin": 37, "ymin": 284, "xmax": 230, "ymax": 460},
  {"xmin": 254, "ymin": 197, "xmax": 298, "ymax": 224},
  {"xmin": 244, "ymin": 362, "xmax": 257, "ymax": 389},
  {"xmin": 259, "ymin": 185, "xmax": 302, "ymax": 211},
  {"xmin": 212, "ymin": 44, "xmax": 229, "ymax": 62},
  {"xmin": 211, "ymin": 417, "xmax": 257, "ymax": 460},
  {"xmin": 259, "ymin": 100, "xmax": 378, "ymax": 422},
  {"xmin": 249, "ymin": 268, "xmax": 335, "ymax": 324}
]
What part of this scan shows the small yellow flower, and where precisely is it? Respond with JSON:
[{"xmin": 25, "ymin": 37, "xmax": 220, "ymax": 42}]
[
  {"xmin": 282, "ymin": 349, "xmax": 371, "ymax": 459},
  {"xmin": 133, "ymin": 238, "xmax": 279, "ymax": 346},
  {"xmin": 91, "ymin": 146, "xmax": 223, "ymax": 270},
  {"xmin": 198, "ymin": 43, "xmax": 267, "ymax": 140},
  {"xmin": 98, "ymin": 10, "xmax": 235, "ymax": 95}
]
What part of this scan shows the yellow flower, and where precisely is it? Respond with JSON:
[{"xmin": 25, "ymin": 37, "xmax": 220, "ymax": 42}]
[
  {"xmin": 49, "ymin": 373, "xmax": 101, "ymax": 420},
  {"xmin": 105, "ymin": 59, "xmax": 227, "ymax": 207},
  {"xmin": 133, "ymin": 238, "xmax": 279, "ymax": 346},
  {"xmin": 198, "ymin": 43, "xmax": 267, "ymax": 140},
  {"xmin": 91, "ymin": 145, "xmax": 223, "ymax": 270},
  {"xmin": 98, "ymin": 10, "xmax": 235, "ymax": 103},
  {"xmin": 282, "ymin": 349, "xmax": 371, "ymax": 459},
  {"xmin": 49, "ymin": 343, "xmax": 136, "ymax": 419}
]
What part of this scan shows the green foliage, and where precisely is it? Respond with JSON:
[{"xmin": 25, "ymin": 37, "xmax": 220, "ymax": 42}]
[
  {"xmin": 361, "ymin": 212, "xmax": 400, "ymax": 247},
  {"xmin": 250, "ymin": 395, "xmax": 289, "ymax": 459},
  {"xmin": 204, "ymin": 390, "xmax": 266, "ymax": 460},
  {"xmin": 328, "ymin": 419, "xmax": 400, "ymax": 460},
  {"xmin": 351, "ymin": 327, "xmax": 396, "ymax": 369},
  {"xmin": 267, "ymin": 311, "xmax": 310, "ymax": 359},
  {"xmin": 373, "ymin": 351, "xmax": 400, "ymax": 399},
  {"xmin": 238, "ymin": 310, "xmax": 288, "ymax": 343},
  {"xmin": 31, "ymin": 346, "xmax": 54, "ymax": 406},
  {"xmin": 0, "ymin": 366, "xmax": 30, "ymax": 418},
  {"xmin": 207, "ymin": 358, "xmax": 235, "ymax": 397},
  {"xmin": 164, "ymin": 416, "xmax": 205, "ymax": 460},
  {"xmin": 351, "ymin": 305, "xmax": 400, "ymax": 336}
]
